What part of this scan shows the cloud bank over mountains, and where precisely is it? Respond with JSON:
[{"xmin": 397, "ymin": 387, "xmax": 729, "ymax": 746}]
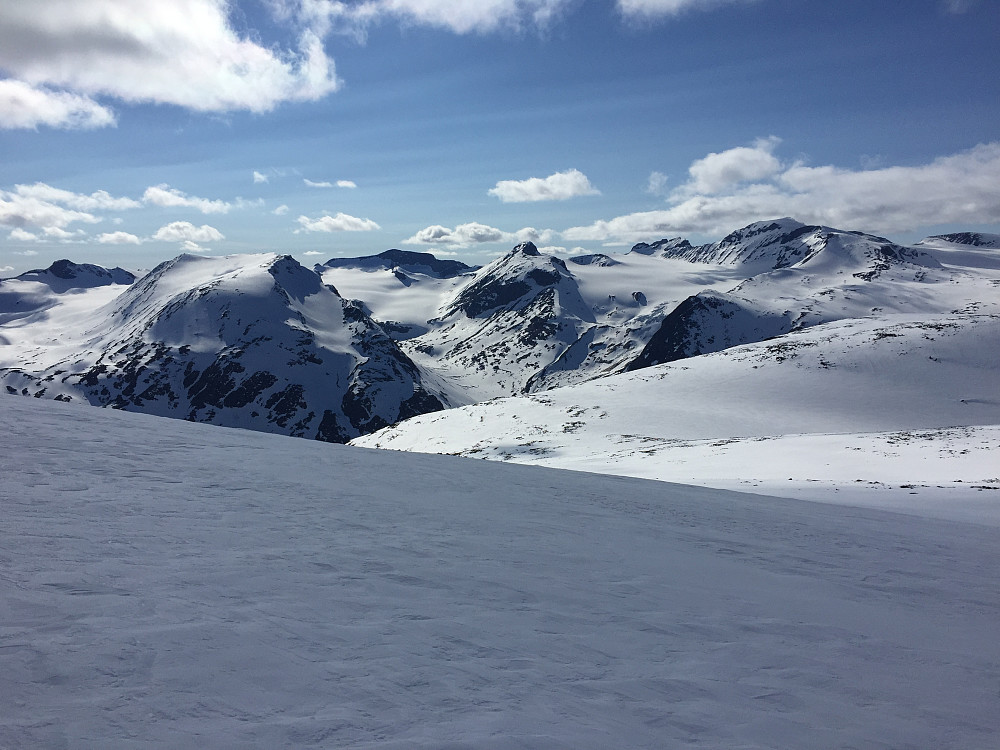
[{"xmin": 565, "ymin": 139, "xmax": 1000, "ymax": 243}]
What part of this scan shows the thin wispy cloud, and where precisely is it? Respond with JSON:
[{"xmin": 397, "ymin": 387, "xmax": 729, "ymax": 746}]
[
  {"xmin": 336, "ymin": 180, "xmax": 358, "ymax": 189},
  {"xmin": 489, "ymin": 169, "xmax": 599, "ymax": 203},
  {"xmin": 0, "ymin": 1, "xmax": 339, "ymax": 130},
  {"xmin": 253, "ymin": 171, "xmax": 269, "ymax": 184},
  {"xmin": 296, "ymin": 213, "xmax": 380, "ymax": 232},
  {"xmin": 646, "ymin": 171, "xmax": 669, "ymax": 196},
  {"xmin": 563, "ymin": 139, "xmax": 1000, "ymax": 243},
  {"xmin": 278, "ymin": 0, "xmax": 574, "ymax": 37},
  {"xmin": 304, "ymin": 179, "xmax": 334, "ymax": 188},
  {"xmin": 143, "ymin": 185, "xmax": 231, "ymax": 214},
  {"xmin": 617, "ymin": 0, "xmax": 755, "ymax": 17}
]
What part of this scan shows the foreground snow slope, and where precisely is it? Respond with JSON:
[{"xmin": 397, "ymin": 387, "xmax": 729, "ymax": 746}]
[{"xmin": 3, "ymin": 396, "xmax": 999, "ymax": 748}]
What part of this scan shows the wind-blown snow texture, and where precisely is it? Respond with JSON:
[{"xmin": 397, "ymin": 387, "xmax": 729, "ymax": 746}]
[{"xmin": 2, "ymin": 395, "xmax": 999, "ymax": 748}]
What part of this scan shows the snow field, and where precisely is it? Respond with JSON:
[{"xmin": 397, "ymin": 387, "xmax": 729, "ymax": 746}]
[{"xmin": 2, "ymin": 396, "xmax": 999, "ymax": 748}]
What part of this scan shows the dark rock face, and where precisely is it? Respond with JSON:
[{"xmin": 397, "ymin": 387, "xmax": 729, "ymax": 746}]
[
  {"xmin": 319, "ymin": 249, "xmax": 476, "ymax": 278},
  {"xmin": 626, "ymin": 292, "xmax": 793, "ymax": 370},
  {"xmin": 926, "ymin": 232, "xmax": 1000, "ymax": 249}
]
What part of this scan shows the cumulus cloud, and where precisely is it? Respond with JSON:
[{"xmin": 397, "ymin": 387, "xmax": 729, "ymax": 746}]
[
  {"xmin": 9, "ymin": 228, "xmax": 39, "ymax": 242},
  {"xmin": 153, "ymin": 221, "xmax": 225, "ymax": 243},
  {"xmin": 404, "ymin": 221, "xmax": 554, "ymax": 247},
  {"xmin": 489, "ymin": 169, "xmax": 600, "ymax": 203},
  {"xmin": 273, "ymin": 204, "xmax": 290, "ymax": 215},
  {"xmin": 253, "ymin": 171, "xmax": 269, "ymax": 184},
  {"xmin": 97, "ymin": 231, "xmax": 143, "ymax": 245},
  {"xmin": 336, "ymin": 180, "xmax": 357, "ymax": 189},
  {"xmin": 296, "ymin": 213, "xmax": 381, "ymax": 232},
  {"xmin": 143, "ymin": 185, "xmax": 231, "ymax": 214},
  {"xmin": 563, "ymin": 140, "xmax": 1000, "ymax": 243},
  {"xmin": 304, "ymin": 179, "xmax": 334, "ymax": 188},
  {"xmin": 0, "ymin": 79, "xmax": 115, "ymax": 130},
  {"xmin": 0, "ymin": 1, "xmax": 338, "ymax": 129},
  {"xmin": 0, "ymin": 186, "xmax": 107, "ymax": 231},
  {"xmin": 681, "ymin": 136, "xmax": 782, "ymax": 195},
  {"xmin": 617, "ymin": 0, "xmax": 754, "ymax": 17}
]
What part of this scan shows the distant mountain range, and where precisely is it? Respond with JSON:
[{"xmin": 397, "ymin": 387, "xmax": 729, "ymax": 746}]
[{"xmin": 2, "ymin": 219, "xmax": 998, "ymax": 442}]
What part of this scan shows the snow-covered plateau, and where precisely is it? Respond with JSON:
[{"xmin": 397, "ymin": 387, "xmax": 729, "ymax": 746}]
[
  {"xmin": 2, "ymin": 219, "xmax": 1000, "ymax": 746},
  {"xmin": 2, "ymin": 395, "xmax": 999, "ymax": 748}
]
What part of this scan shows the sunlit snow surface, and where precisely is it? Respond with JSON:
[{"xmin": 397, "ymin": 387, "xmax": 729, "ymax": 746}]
[{"xmin": 3, "ymin": 396, "xmax": 999, "ymax": 748}]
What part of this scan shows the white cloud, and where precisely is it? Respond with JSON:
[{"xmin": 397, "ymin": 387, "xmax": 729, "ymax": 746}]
[
  {"xmin": 0, "ymin": 265, "xmax": 13, "ymax": 273},
  {"xmin": 304, "ymin": 179, "xmax": 334, "ymax": 188},
  {"xmin": 296, "ymin": 213, "xmax": 380, "ymax": 232},
  {"xmin": 0, "ymin": 188, "xmax": 102, "ymax": 231},
  {"xmin": 281, "ymin": 0, "xmax": 572, "ymax": 36},
  {"xmin": 9, "ymin": 228, "xmax": 39, "ymax": 242},
  {"xmin": 143, "ymin": 185, "xmax": 231, "ymax": 214},
  {"xmin": 336, "ymin": 180, "xmax": 357, "ymax": 189},
  {"xmin": 682, "ymin": 136, "xmax": 782, "ymax": 195},
  {"xmin": 273, "ymin": 204, "xmax": 290, "ymax": 216},
  {"xmin": 153, "ymin": 221, "xmax": 225, "ymax": 243},
  {"xmin": 181, "ymin": 240, "xmax": 212, "ymax": 252},
  {"xmin": 489, "ymin": 169, "xmax": 600, "ymax": 203},
  {"xmin": 14, "ymin": 182, "xmax": 140, "ymax": 212},
  {"xmin": 404, "ymin": 222, "xmax": 554, "ymax": 247},
  {"xmin": 0, "ymin": 79, "xmax": 115, "ymax": 130},
  {"xmin": 97, "ymin": 231, "xmax": 143, "ymax": 245},
  {"xmin": 618, "ymin": 0, "xmax": 755, "ymax": 17},
  {"xmin": 41, "ymin": 226, "xmax": 85, "ymax": 240},
  {"xmin": 0, "ymin": 2, "xmax": 339, "ymax": 121},
  {"xmin": 253, "ymin": 171, "xmax": 269, "ymax": 184},
  {"xmin": 302, "ymin": 251, "xmax": 324, "ymax": 256},
  {"xmin": 563, "ymin": 140, "xmax": 1000, "ymax": 242},
  {"xmin": 15, "ymin": 249, "xmax": 39, "ymax": 256}
]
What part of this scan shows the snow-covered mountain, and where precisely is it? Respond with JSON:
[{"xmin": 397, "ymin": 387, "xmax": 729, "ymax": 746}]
[
  {"xmin": 625, "ymin": 220, "xmax": 960, "ymax": 369},
  {"xmin": 321, "ymin": 218, "xmax": 998, "ymax": 398},
  {"xmin": 0, "ymin": 254, "xmax": 446, "ymax": 441},
  {"xmin": 3, "ymin": 218, "xmax": 999, "ymax": 441}
]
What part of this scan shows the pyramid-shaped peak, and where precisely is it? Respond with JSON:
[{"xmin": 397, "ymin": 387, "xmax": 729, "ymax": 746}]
[{"xmin": 514, "ymin": 241, "xmax": 540, "ymax": 256}]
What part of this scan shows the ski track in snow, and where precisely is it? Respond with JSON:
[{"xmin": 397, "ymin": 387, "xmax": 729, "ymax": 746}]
[{"xmin": 2, "ymin": 396, "xmax": 999, "ymax": 749}]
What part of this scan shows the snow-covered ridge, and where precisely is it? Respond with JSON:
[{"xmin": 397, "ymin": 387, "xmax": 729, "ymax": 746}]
[{"xmin": 3, "ymin": 217, "xmax": 999, "ymax": 440}]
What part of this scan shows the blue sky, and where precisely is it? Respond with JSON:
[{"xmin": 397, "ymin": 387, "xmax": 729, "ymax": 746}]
[{"xmin": 1, "ymin": 0, "xmax": 999, "ymax": 274}]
